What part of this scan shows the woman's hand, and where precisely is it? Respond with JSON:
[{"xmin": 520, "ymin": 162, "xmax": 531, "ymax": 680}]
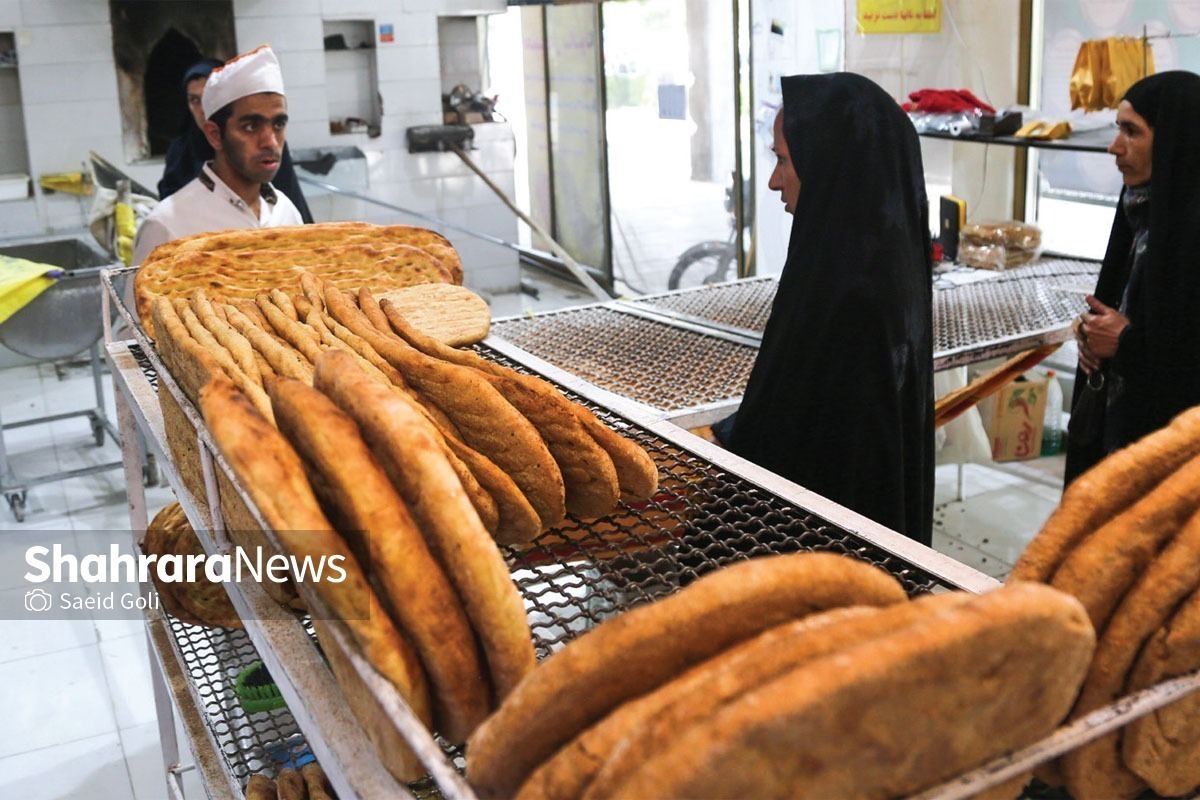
[{"xmin": 1077, "ymin": 295, "xmax": 1129, "ymax": 372}]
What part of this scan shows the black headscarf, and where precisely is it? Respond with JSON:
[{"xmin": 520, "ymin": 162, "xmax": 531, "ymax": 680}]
[
  {"xmin": 725, "ymin": 73, "xmax": 934, "ymax": 545},
  {"xmin": 157, "ymin": 58, "xmax": 314, "ymax": 224},
  {"xmin": 1065, "ymin": 70, "xmax": 1200, "ymax": 482}
]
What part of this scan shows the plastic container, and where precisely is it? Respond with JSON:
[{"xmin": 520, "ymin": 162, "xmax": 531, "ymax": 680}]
[{"xmin": 1041, "ymin": 370, "xmax": 1064, "ymax": 456}]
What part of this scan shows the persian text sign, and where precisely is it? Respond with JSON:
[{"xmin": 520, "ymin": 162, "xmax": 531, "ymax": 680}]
[{"xmin": 857, "ymin": 0, "xmax": 942, "ymax": 34}]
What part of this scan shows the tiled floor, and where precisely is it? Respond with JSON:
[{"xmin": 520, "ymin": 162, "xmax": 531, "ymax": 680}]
[{"xmin": 0, "ymin": 282, "xmax": 1067, "ymax": 799}]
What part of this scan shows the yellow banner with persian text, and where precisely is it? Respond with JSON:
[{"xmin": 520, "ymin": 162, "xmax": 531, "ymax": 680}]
[{"xmin": 857, "ymin": 0, "xmax": 941, "ymax": 34}]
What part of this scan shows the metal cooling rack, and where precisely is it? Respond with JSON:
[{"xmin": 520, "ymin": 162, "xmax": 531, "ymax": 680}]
[
  {"xmin": 489, "ymin": 305, "xmax": 758, "ymax": 412},
  {"xmin": 489, "ymin": 259, "xmax": 1101, "ymax": 417}
]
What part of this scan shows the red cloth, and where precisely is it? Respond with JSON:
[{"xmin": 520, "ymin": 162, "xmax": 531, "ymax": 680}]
[{"xmin": 902, "ymin": 88, "xmax": 996, "ymax": 115}]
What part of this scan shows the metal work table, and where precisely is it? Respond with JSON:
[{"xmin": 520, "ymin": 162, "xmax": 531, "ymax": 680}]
[{"xmin": 488, "ymin": 258, "xmax": 1100, "ymax": 425}]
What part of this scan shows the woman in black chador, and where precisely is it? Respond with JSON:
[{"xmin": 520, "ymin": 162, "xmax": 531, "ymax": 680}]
[
  {"xmin": 714, "ymin": 73, "xmax": 934, "ymax": 545},
  {"xmin": 1067, "ymin": 71, "xmax": 1200, "ymax": 485},
  {"xmin": 158, "ymin": 58, "xmax": 313, "ymax": 223}
]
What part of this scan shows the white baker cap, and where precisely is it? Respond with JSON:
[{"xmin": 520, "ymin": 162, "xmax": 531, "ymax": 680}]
[{"xmin": 202, "ymin": 45, "xmax": 286, "ymax": 120}]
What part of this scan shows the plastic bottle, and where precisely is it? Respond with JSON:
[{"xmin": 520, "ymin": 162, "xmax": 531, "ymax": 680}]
[{"xmin": 1041, "ymin": 370, "xmax": 1064, "ymax": 456}]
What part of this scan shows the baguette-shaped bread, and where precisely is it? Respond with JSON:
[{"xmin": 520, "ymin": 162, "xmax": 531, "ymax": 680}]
[
  {"xmin": 301, "ymin": 763, "xmax": 335, "ymax": 800},
  {"xmin": 1123, "ymin": 579, "xmax": 1200, "ymax": 796},
  {"xmin": 313, "ymin": 349, "xmax": 536, "ymax": 704},
  {"xmin": 1059, "ymin": 503, "xmax": 1200, "ymax": 800},
  {"xmin": 1050, "ymin": 451, "xmax": 1200, "ymax": 631},
  {"xmin": 582, "ymin": 598, "xmax": 970, "ymax": 800},
  {"xmin": 378, "ymin": 294, "xmax": 658, "ymax": 505},
  {"xmin": 465, "ymin": 552, "xmax": 908, "ymax": 799},
  {"xmin": 198, "ymin": 377, "xmax": 433, "ymax": 762},
  {"xmin": 275, "ymin": 768, "xmax": 305, "ymax": 800},
  {"xmin": 269, "ymin": 377, "xmax": 490, "ymax": 742},
  {"xmin": 605, "ymin": 583, "xmax": 1094, "ymax": 800},
  {"xmin": 1011, "ymin": 405, "xmax": 1200, "ymax": 582},
  {"xmin": 325, "ymin": 281, "xmax": 565, "ymax": 533},
  {"xmin": 243, "ymin": 775, "xmax": 275, "ymax": 800}
]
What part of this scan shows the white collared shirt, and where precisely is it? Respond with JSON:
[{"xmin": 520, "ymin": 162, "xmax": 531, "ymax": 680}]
[{"xmin": 132, "ymin": 162, "xmax": 303, "ymax": 265}]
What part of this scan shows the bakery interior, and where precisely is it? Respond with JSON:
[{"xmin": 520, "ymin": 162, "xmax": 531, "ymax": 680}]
[{"xmin": 2, "ymin": 0, "xmax": 1199, "ymax": 799}]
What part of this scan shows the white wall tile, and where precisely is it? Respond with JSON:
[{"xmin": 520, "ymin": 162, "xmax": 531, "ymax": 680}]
[
  {"xmin": 238, "ymin": 0, "xmax": 320, "ymax": 17},
  {"xmin": 281, "ymin": 84, "xmax": 330, "ymax": 127},
  {"xmin": 236, "ymin": 15, "xmax": 323, "ymax": 54},
  {"xmin": 377, "ymin": 43, "xmax": 441, "ymax": 81},
  {"xmin": 17, "ymin": 62, "xmax": 118, "ymax": 104},
  {"xmin": 0, "ymin": 1, "xmax": 20, "ymax": 27},
  {"xmin": 15, "ymin": 23, "xmax": 111, "ymax": 65},
  {"xmin": 18, "ymin": 0, "xmax": 110, "ymax": 26},
  {"xmin": 321, "ymin": 0, "xmax": 383, "ymax": 16},
  {"xmin": 378, "ymin": 14, "xmax": 437, "ymax": 48},
  {"xmin": 278, "ymin": 49, "xmax": 326, "ymax": 89}
]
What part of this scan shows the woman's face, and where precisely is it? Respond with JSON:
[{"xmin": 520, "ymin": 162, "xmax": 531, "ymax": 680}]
[
  {"xmin": 767, "ymin": 111, "xmax": 801, "ymax": 214},
  {"xmin": 187, "ymin": 77, "xmax": 208, "ymax": 129},
  {"xmin": 1108, "ymin": 100, "xmax": 1153, "ymax": 187}
]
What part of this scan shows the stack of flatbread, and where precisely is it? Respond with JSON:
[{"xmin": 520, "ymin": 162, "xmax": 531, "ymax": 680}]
[
  {"xmin": 149, "ymin": 271, "xmax": 659, "ymax": 782},
  {"xmin": 142, "ymin": 502, "xmax": 243, "ymax": 630},
  {"xmin": 1008, "ymin": 403, "xmax": 1200, "ymax": 800},
  {"xmin": 466, "ymin": 553, "xmax": 1094, "ymax": 800},
  {"xmin": 134, "ymin": 222, "xmax": 464, "ymax": 339}
]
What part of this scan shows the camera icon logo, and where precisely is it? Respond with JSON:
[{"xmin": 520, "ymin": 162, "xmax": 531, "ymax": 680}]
[{"xmin": 24, "ymin": 588, "xmax": 53, "ymax": 613}]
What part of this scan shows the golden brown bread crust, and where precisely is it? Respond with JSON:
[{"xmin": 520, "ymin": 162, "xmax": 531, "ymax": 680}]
[
  {"xmin": 243, "ymin": 774, "xmax": 275, "ymax": 800},
  {"xmin": 313, "ymin": 614, "xmax": 429, "ymax": 783},
  {"xmin": 581, "ymin": 600, "xmax": 969, "ymax": 800},
  {"xmin": 1123, "ymin": 578, "xmax": 1200, "ymax": 796},
  {"xmin": 604, "ymin": 583, "xmax": 1094, "ymax": 800},
  {"xmin": 165, "ymin": 508, "xmax": 244, "ymax": 630},
  {"xmin": 326, "ymin": 283, "xmax": 566, "ymax": 533},
  {"xmin": 143, "ymin": 503, "xmax": 209, "ymax": 627},
  {"xmin": 200, "ymin": 377, "xmax": 434, "ymax": 764},
  {"xmin": 377, "ymin": 283, "xmax": 490, "ymax": 346},
  {"xmin": 151, "ymin": 296, "xmax": 225, "ymax": 406},
  {"xmin": 518, "ymin": 604, "xmax": 930, "ymax": 800},
  {"xmin": 268, "ymin": 377, "xmax": 490, "ymax": 742},
  {"xmin": 1049, "ymin": 452, "xmax": 1200, "ymax": 632},
  {"xmin": 313, "ymin": 349, "xmax": 536, "ymax": 706},
  {"xmin": 1058, "ymin": 502, "xmax": 1200, "ymax": 800},
  {"xmin": 1010, "ymin": 405, "xmax": 1200, "ymax": 583},
  {"xmin": 275, "ymin": 767, "xmax": 306, "ymax": 800},
  {"xmin": 300, "ymin": 763, "xmax": 335, "ymax": 800},
  {"xmin": 465, "ymin": 552, "xmax": 908, "ymax": 799},
  {"xmin": 378, "ymin": 297, "xmax": 625, "ymax": 518}
]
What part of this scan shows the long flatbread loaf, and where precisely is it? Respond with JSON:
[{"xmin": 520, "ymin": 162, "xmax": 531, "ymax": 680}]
[
  {"xmin": 465, "ymin": 552, "xmax": 908, "ymax": 799},
  {"xmin": 313, "ymin": 349, "xmax": 536, "ymax": 704},
  {"xmin": 269, "ymin": 377, "xmax": 490, "ymax": 743},
  {"xmin": 1010, "ymin": 404, "xmax": 1200, "ymax": 582},
  {"xmin": 380, "ymin": 294, "xmax": 658, "ymax": 502},
  {"xmin": 198, "ymin": 376, "xmax": 434, "ymax": 771},
  {"xmin": 326, "ymin": 282, "xmax": 566, "ymax": 532},
  {"xmin": 1123, "ymin": 582, "xmax": 1200, "ymax": 797},
  {"xmin": 603, "ymin": 583, "xmax": 1094, "ymax": 800}
]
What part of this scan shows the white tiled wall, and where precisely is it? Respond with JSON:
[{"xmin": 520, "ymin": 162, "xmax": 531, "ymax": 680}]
[{"xmin": 0, "ymin": 0, "xmax": 519, "ymax": 292}]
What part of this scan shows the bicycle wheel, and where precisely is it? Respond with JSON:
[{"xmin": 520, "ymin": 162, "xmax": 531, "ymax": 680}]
[{"xmin": 667, "ymin": 242, "xmax": 736, "ymax": 291}]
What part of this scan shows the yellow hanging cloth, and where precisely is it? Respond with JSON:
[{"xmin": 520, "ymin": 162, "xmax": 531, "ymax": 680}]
[
  {"xmin": 0, "ymin": 256, "xmax": 59, "ymax": 327},
  {"xmin": 1071, "ymin": 37, "xmax": 1155, "ymax": 111}
]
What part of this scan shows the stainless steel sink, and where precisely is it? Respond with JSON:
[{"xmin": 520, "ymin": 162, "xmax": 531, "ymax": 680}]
[{"xmin": 0, "ymin": 233, "xmax": 118, "ymax": 360}]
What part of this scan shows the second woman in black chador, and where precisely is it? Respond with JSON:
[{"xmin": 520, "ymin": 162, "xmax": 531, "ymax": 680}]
[{"xmin": 716, "ymin": 73, "xmax": 934, "ymax": 545}]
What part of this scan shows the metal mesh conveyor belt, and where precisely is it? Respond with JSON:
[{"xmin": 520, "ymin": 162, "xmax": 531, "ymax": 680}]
[{"xmin": 489, "ymin": 306, "xmax": 757, "ymax": 412}]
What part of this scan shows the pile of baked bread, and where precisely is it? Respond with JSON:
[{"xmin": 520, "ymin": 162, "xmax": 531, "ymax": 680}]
[
  {"xmin": 246, "ymin": 764, "xmax": 334, "ymax": 800},
  {"xmin": 464, "ymin": 551, "xmax": 1095, "ymax": 800},
  {"xmin": 142, "ymin": 225, "xmax": 659, "ymax": 782},
  {"xmin": 1009, "ymin": 404, "xmax": 1200, "ymax": 800},
  {"xmin": 134, "ymin": 222, "xmax": 464, "ymax": 339},
  {"xmin": 142, "ymin": 502, "xmax": 243, "ymax": 629}
]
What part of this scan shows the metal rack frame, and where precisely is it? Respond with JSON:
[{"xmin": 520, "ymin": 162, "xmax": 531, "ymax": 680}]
[{"xmin": 102, "ymin": 264, "xmax": 1200, "ymax": 800}]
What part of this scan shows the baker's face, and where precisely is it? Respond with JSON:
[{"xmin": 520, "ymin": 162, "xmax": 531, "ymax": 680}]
[
  {"xmin": 213, "ymin": 92, "xmax": 288, "ymax": 185},
  {"xmin": 1109, "ymin": 100, "xmax": 1153, "ymax": 186},
  {"xmin": 186, "ymin": 77, "xmax": 208, "ymax": 129},
  {"xmin": 767, "ymin": 111, "xmax": 801, "ymax": 214}
]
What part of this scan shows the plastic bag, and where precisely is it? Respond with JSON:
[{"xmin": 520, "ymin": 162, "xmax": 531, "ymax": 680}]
[{"xmin": 958, "ymin": 221, "xmax": 1042, "ymax": 270}]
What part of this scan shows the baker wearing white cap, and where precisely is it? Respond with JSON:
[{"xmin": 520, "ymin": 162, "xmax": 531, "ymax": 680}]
[{"xmin": 133, "ymin": 44, "xmax": 304, "ymax": 266}]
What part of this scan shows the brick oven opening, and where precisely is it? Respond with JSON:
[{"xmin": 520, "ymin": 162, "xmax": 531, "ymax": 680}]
[{"xmin": 109, "ymin": 0, "xmax": 236, "ymax": 165}]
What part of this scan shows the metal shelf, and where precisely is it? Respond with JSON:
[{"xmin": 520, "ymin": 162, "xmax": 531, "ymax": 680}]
[{"xmin": 102, "ymin": 264, "xmax": 1200, "ymax": 800}]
